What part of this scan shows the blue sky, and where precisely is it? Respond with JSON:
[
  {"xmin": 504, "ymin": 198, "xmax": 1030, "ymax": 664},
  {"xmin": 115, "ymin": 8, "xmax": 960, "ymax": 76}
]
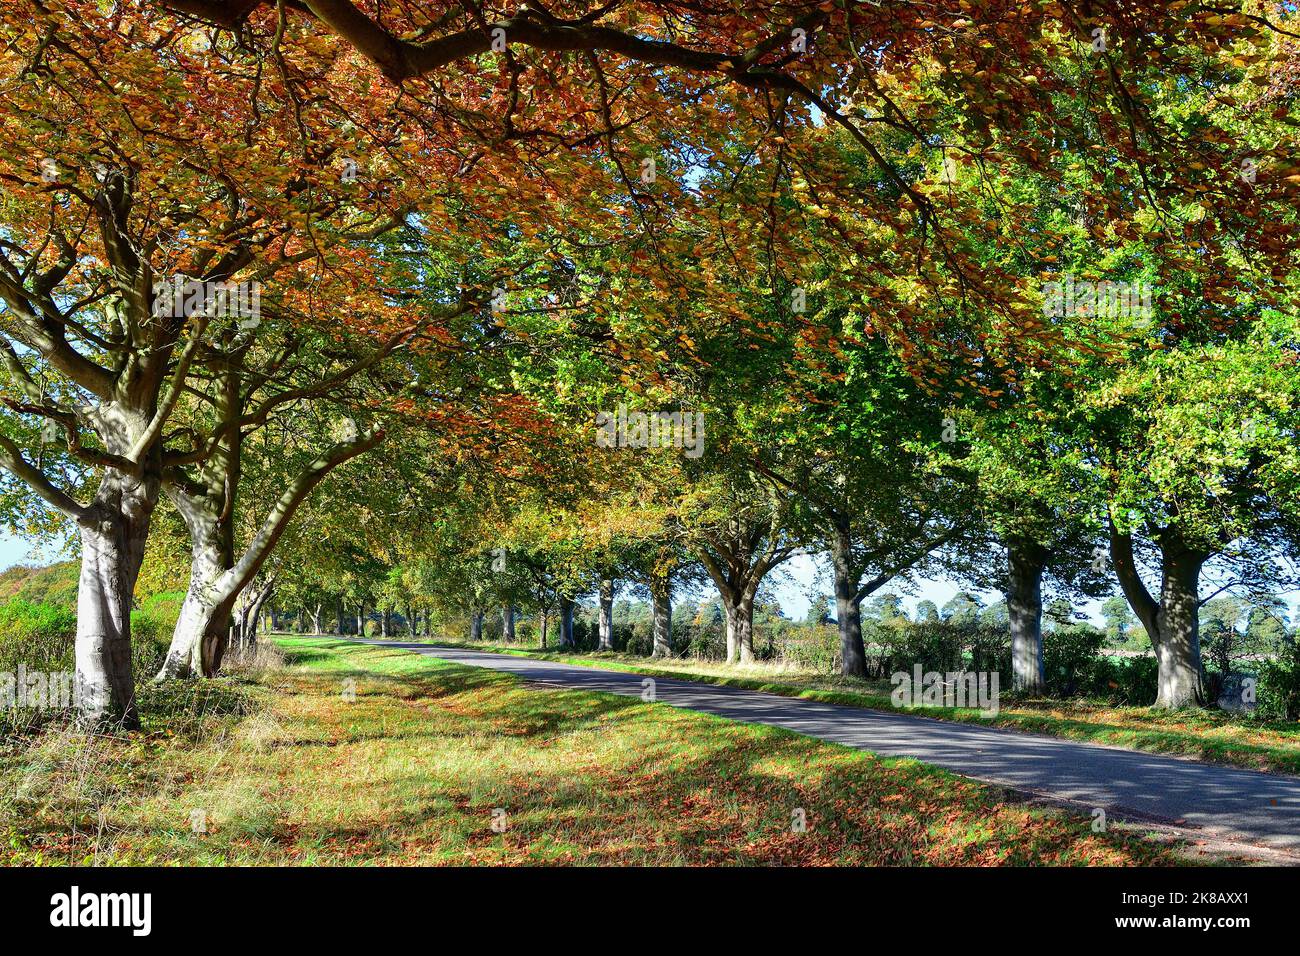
[
  {"xmin": 0, "ymin": 530, "xmax": 63, "ymax": 569},
  {"xmin": 766, "ymin": 553, "xmax": 1300, "ymax": 629},
  {"xmin": 767, "ymin": 552, "xmax": 1110, "ymax": 626}
]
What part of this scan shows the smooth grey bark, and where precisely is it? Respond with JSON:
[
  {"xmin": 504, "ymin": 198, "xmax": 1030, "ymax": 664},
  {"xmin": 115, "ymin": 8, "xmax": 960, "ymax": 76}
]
[
  {"xmin": 558, "ymin": 595, "xmax": 575, "ymax": 649},
  {"xmin": 311, "ymin": 603, "xmax": 323, "ymax": 635},
  {"xmin": 233, "ymin": 576, "xmax": 274, "ymax": 654},
  {"xmin": 0, "ymin": 169, "xmax": 209, "ymax": 728},
  {"xmin": 722, "ymin": 594, "xmax": 757, "ymax": 664},
  {"xmin": 1110, "ymin": 521, "xmax": 1207, "ymax": 708},
  {"xmin": 649, "ymin": 575, "xmax": 672, "ymax": 658},
  {"xmin": 826, "ymin": 522, "xmax": 956, "ymax": 680},
  {"xmin": 158, "ymin": 427, "xmax": 381, "ymax": 678},
  {"xmin": 160, "ymin": 485, "xmax": 237, "ymax": 678},
  {"xmin": 833, "ymin": 571, "xmax": 865, "ymax": 679},
  {"xmin": 597, "ymin": 577, "xmax": 614, "ymax": 650},
  {"xmin": 380, "ymin": 611, "xmax": 390, "ymax": 638},
  {"xmin": 696, "ymin": 512, "xmax": 793, "ymax": 665},
  {"xmin": 829, "ymin": 530, "xmax": 867, "ymax": 679},
  {"xmin": 1007, "ymin": 541, "xmax": 1047, "ymax": 694},
  {"xmin": 470, "ymin": 609, "xmax": 483, "ymax": 642},
  {"xmin": 503, "ymin": 604, "xmax": 515, "ymax": 642},
  {"xmin": 74, "ymin": 468, "xmax": 158, "ymax": 730}
]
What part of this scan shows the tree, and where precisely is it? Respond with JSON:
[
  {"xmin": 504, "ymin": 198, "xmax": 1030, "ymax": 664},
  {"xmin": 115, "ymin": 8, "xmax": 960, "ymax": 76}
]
[
  {"xmin": 1094, "ymin": 320, "xmax": 1300, "ymax": 707},
  {"xmin": 1245, "ymin": 594, "xmax": 1291, "ymax": 651},
  {"xmin": 865, "ymin": 594, "xmax": 907, "ymax": 624},
  {"xmin": 804, "ymin": 595, "xmax": 832, "ymax": 627},
  {"xmin": 1101, "ymin": 596, "xmax": 1137, "ymax": 646},
  {"xmin": 756, "ymin": 331, "xmax": 974, "ymax": 680},
  {"xmin": 0, "ymin": 7, "xmax": 434, "ymax": 722},
  {"xmin": 1044, "ymin": 598, "xmax": 1078, "ymax": 631},
  {"xmin": 941, "ymin": 592, "xmax": 983, "ymax": 624},
  {"xmin": 1201, "ymin": 596, "xmax": 1247, "ymax": 677},
  {"xmin": 688, "ymin": 474, "xmax": 798, "ymax": 663}
]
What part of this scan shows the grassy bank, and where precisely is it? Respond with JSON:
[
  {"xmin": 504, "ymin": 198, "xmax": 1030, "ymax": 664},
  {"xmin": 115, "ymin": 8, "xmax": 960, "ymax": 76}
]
[
  {"xmin": 412, "ymin": 637, "xmax": 1300, "ymax": 776},
  {"xmin": 0, "ymin": 638, "xmax": 1196, "ymax": 865}
]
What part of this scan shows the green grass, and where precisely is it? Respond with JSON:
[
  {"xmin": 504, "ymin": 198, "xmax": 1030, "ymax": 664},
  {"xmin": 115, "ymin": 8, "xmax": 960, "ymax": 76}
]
[
  {"xmin": 417, "ymin": 637, "xmax": 1300, "ymax": 776},
  {"xmin": 0, "ymin": 638, "xmax": 1200, "ymax": 865}
]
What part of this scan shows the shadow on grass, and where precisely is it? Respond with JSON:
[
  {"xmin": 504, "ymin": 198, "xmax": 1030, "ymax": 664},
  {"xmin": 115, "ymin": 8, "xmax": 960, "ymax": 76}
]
[{"xmin": 211, "ymin": 642, "xmax": 1180, "ymax": 866}]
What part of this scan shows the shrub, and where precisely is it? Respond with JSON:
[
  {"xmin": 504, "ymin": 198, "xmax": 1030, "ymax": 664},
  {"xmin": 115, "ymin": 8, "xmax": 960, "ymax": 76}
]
[
  {"xmin": 0, "ymin": 600, "xmax": 77, "ymax": 673},
  {"xmin": 624, "ymin": 621, "xmax": 653, "ymax": 656},
  {"xmin": 515, "ymin": 620, "xmax": 537, "ymax": 645},
  {"xmin": 610, "ymin": 622, "xmax": 634, "ymax": 652},
  {"xmin": 0, "ymin": 562, "xmax": 79, "ymax": 608},
  {"xmin": 1096, "ymin": 654, "xmax": 1160, "ymax": 706},
  {"xmin": 966, "ymin": 621, "xmax": 1011, "ymax": 679},
  {"xmin": 131, "ymin": 590, "xmax": 184, "ymax": 676},
  {"xmin": 777, "ymin": 626, "xmax": 841, "ymax": 674},
  {"xmin": 882, "ymin": 619, "xmax": 965, "ymax": 675},
  {"xmin": 1042, "ymin": 626, "xmax": 1106, "ymax": 698},
  {"xmin": 1256, "ymin": 642, "xmax": 1300, "ymax": 721},
  {"xmin": 0, "ymin": 600, "xmax": 76, "ymax": 736},
  {"xmin": 681, "ymin": 623, "xmax": 725, "ymax": 661}
]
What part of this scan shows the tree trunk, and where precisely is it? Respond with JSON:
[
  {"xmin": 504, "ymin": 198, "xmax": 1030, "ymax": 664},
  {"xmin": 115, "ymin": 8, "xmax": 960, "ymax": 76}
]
[
  {"xmin": 830, "ymin": 532, "xmax": 866, "ymax": 678},
  {"xmin": 311, "ymin": 604, "xmax": 323, "ymax": 635},
  {"xmin": 1007, "ymin": 541, "xmax": 1047, "ymax": 694},
  {"xmin": 248, "ymin": 583, "xmax": 274, "ymax": 649},
  {"xmin": 470, "ymin": 609, "xmax": 483, "ymax": 642},
  {"xmin": 723, "ymin": 601, "xmax": 739, "ymax": 664},
  {"xmin": 503, "ymin": 605, "xmax": 515, "ymax": 642},
  {"xmin": 155, "ymin": 466, "xmax": 240, "ymax": 679},
  {"xmin": 75, "ymin": 469, "xmax": 157, "ymax": 729},
  {"xmin": 380, "ymin": 611, "xmax": 389, "ymax": 638},
  {"xmin": 558, "ymin": 595, "xmax": 575, "ymax": 649},
  {"xmin": 718, "ymin": 589, "xmax": 758, "ymax": 665},
  {"xmin": 1153, "ymin": 546, "xmax": 1205, "ymax": 708},
  {"xmin": 650, "ymin": 577, "xmax": 672, "ymax": 658},
  {"xmin": 598, "ymin": 577, "xmax": 614, "ymax": 650},
  {"xmin": 540, "ymin": 609, "xmax": 548, "ymax": 649},
  {"xmin": 1111, "ymin": 523, "xmax": 1207, "ymax": 708},
  {"xmin": 737, "ymin": 596, "xmax": 757, "ymax": 664},
  {"xmin": 356, "ymin": 604, "xmax": 365, "ymax": 636},
  {"xmin": 158, "ymin": 543, "xmax": 236, "ymax": 679}
]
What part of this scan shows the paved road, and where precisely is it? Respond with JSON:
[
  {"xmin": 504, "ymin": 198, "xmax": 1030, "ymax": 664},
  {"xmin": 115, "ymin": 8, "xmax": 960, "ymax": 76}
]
[{"xmin": 351, "ymin": 640, "xmax": 1300, "ymax": 851}]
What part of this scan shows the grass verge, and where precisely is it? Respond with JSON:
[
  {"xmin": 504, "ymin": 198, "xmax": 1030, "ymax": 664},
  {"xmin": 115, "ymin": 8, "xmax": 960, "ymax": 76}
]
[
  {"xmin": 414, "ymin": 637, "xmax": 1300, "ymax": 776},
  {"xmin": 0, "ymin": 637, "xmax": 1198, "ymax": 864}
]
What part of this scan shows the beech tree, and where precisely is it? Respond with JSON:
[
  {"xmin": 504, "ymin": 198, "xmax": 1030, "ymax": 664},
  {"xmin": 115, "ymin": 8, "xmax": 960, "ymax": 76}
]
[
  {"xmin": 0, "ymin": 7, "xmax": 433, "ymax": 723},
  {"xmin": 686, "ymin": 474, "xmax": 798, "ymax": 664},
  {"xmin": 1087, "ymin": 318, "xmax": 1300, "ymax": 707},
  {"xmin": 6, "ymin": 1, "xmax": 1297, "ymax": 729}
]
